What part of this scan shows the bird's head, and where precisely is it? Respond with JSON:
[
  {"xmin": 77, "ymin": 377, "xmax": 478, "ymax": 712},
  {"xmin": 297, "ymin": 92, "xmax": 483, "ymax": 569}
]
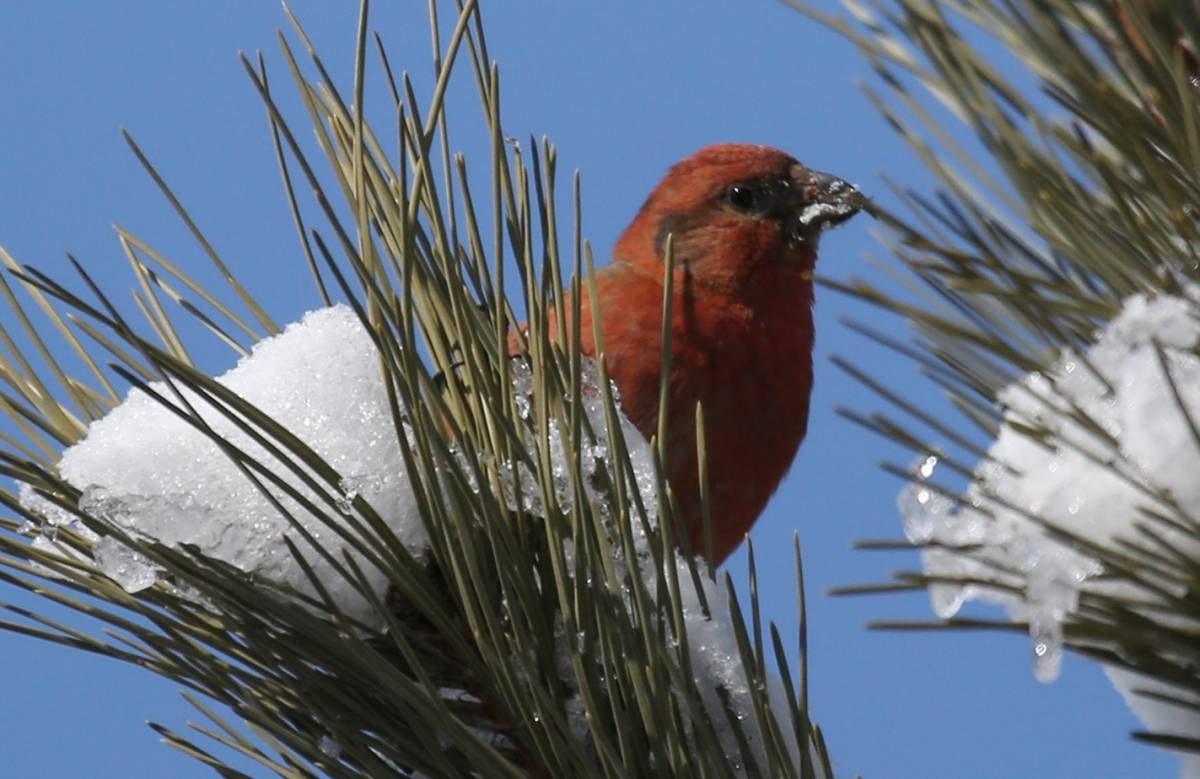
[{"xmin": 614, "ymin": 144, "xmax": 867, "ymax": 294}]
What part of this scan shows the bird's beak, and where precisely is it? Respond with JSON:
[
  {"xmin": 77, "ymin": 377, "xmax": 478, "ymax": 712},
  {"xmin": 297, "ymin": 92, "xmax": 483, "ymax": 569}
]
[{"xmin": 786, "ymin": 165, "xmax": 870, "ymax": 244}]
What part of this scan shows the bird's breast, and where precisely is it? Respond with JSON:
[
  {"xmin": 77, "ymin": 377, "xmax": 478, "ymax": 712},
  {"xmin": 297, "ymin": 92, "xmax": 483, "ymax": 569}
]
[
  {"xmin": 669, "ymin": 299, "xmax": 814, "ymax": 459},
  {"xmin": 661, "ymin": 290, "xmax": 816, "ymax": 560},
  {"xmin": 586, "ymin": 266, "xmax": 817, "ymax": 563}
]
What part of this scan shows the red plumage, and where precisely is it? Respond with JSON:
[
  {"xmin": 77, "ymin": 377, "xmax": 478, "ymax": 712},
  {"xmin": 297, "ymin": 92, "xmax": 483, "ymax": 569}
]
[{"xmin": 529, "ymin": 144, "xmax": 866, "ymax": 564}]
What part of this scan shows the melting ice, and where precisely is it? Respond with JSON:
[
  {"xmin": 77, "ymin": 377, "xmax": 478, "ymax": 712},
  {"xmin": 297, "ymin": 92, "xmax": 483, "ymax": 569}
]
[{"xmin": 899, "ymin": 290, "xmax": 1200, "ymax": 769}]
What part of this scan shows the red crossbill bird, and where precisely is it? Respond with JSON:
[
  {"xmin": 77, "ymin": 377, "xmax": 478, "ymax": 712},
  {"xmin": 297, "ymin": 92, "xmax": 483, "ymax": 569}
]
[{"xmin": 528, "ymin": 144, "xmax": 867, "ymax": 565}]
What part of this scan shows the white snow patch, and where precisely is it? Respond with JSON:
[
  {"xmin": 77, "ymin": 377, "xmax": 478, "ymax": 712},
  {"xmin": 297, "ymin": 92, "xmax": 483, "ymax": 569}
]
[
  {"xmin": 1106, "ymin": 667, "xmax": 1200, "ymax": 779},
  {"xmin": 900, "ymin": 290, "xmax": 1200, "ymax": 771},
  {"xmin": 21, "ymin": 305, "xmax": 426, "ymax": 625}
]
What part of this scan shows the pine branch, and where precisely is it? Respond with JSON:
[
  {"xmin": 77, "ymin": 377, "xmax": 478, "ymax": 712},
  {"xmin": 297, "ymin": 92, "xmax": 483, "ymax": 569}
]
[{"xmin": 790, "ymin": 0, "xmax": 1200, "ymax": 764}]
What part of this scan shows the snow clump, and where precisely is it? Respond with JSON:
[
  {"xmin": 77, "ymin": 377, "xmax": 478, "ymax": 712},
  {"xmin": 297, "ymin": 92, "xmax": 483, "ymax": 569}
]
[
  {"xmin": 899, "ymin": 290, "xmax": 1200, "ymax": 775},
  {"xmin": 20, "ymin": 305, "xmax": 424, "ymax": 625}
]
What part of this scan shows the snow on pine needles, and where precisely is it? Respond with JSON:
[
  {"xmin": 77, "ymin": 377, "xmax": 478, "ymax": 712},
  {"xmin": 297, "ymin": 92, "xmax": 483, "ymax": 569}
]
[
  {"xmin": 899, "ymin": 289, "xmax": 1200, "ymax": 760},
  {"xmin": 20, "ymin": 305, "xmax": 424, "ymax": 625},
  {"xmin": 17, "ymin": 304, "xmax": 813, "ymax": 774}
]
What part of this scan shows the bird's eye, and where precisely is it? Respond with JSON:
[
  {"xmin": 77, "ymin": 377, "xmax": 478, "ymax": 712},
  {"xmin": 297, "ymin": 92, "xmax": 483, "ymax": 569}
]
[{"xmin": 725, "ymin": 184, "xmax": 760, "ymax": 212}]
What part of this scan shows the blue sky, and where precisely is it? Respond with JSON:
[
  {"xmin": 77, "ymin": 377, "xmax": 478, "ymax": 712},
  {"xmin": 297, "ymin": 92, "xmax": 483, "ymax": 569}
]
[{"xmin": 0, "ymin": 2, "xmax": 1175, "ymax": 778}]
